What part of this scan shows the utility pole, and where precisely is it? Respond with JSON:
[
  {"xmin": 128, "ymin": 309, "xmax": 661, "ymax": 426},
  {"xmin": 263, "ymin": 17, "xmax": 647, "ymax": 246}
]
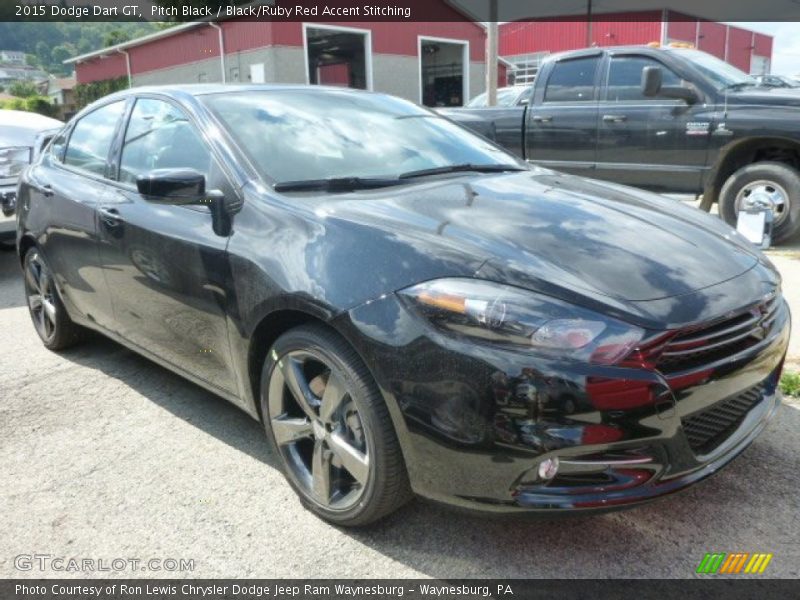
[{"xmin": 486, "ymin": 0, "xmax": 498, "ymax": 106}]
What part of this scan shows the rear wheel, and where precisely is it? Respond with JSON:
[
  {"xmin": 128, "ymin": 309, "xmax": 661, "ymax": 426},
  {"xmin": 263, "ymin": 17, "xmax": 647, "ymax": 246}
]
[
  {"xmin": 23, "ymin": 248, "xmax": 86, "ymax": 350},
  {"xmin": 719, "ymin": 161, "xmax": 800, "ymax": 244},
  {"xmin": 260, "ymin": 324, "xmax": 411, "ymax": 526}
]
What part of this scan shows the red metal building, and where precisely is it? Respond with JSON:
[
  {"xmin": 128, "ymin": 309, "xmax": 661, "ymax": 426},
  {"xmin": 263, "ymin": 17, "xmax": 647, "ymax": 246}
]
[
  {"xmin": 499, "ymin": 12, "xmax": 773, "ymax": 85},
  {"xmin": 66, "ymin": 3, "xmax": 491, "ymax": 108}
]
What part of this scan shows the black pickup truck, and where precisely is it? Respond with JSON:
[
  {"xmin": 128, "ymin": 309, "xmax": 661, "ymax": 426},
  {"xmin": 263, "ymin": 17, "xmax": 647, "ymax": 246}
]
[{"xmin": 440, "ymin": 46, "xmax": 800, "ymax": 243}]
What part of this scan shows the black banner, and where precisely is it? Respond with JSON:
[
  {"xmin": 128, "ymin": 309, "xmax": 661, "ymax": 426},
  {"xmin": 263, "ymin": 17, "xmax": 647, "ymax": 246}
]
[
  {"xmin": 4, "ymin": 0, "xmax": 800, "ymax": 23},
  {"xmin": 2, "ymin": 580, "xmax": 800, "ymax": 600}
]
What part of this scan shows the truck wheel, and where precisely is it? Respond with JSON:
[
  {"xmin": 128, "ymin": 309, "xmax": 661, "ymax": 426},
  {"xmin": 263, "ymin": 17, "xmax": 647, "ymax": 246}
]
[{"xmin": 719, "ymin": 161, "xmax": 800, "ymax": 244}]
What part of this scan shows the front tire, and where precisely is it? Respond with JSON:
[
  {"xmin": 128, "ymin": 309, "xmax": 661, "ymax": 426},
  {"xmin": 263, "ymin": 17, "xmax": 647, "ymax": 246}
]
[
  {"xmin": 260, "ymin": 324, "xmax": 411, "ymax": 526},
  {"xmin": 23, "ymin": 248, "xmax": 86, "ymax": 350},
  {"xmin": 719, "ymin": 161, "xmax": 800, "ymax": 244}
]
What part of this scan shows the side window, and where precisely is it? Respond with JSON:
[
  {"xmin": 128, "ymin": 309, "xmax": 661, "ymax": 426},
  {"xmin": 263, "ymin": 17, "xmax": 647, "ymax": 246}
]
[
  {"xmin": 63, "ymin": 101, "xmax": 125, "ymax": 176},
  {"xmin": 607, "ymin": 57, "xmax": 683, "ymax": 102},
  {"xmin": 119, "ymin": 98, "xmax": 212, "ymax": 186},
  {"xmin": 544, "ymin": 57, "xmax": 599, "ymax": 102},
  {"xmin": 49, "ymin": 131, "xmax": 67, "ymax": 163}
]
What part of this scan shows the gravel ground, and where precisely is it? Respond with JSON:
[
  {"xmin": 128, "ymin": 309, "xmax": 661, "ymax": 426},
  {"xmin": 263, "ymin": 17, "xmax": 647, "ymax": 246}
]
[{"xmin": 1, "ymin": 216, "xmax": 799, "ymax": 579}]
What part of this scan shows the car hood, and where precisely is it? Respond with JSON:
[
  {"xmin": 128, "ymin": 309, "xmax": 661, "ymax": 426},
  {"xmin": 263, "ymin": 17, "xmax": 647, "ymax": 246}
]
[
  {"xmin": 318, "ymin": 170, "xmax": 774, "ymax": 327},
  {"xmin": 726, "ymin": 87, "xmax": 800, "ymax": 107},
  {"xmin": 0, "ymin": 111, "xmax": 63, "ymax": 147}
]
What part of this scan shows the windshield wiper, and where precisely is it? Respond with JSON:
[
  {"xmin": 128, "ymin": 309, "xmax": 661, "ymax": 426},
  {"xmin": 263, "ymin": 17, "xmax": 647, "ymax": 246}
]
[
  {"xmin": 274, "ymin": 164, "xmax": 527, "ymax": 192},
  {"xmin": 274, "ymin": 176, "xmax": 405, "ymax": 193},
  {"xmin": 399, "ymin": 163, "xmax": 527, "ymax": 179}
]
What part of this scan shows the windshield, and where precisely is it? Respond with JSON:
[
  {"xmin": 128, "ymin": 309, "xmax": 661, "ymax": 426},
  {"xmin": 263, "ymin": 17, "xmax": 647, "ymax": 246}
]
[
  {"xmin": 202, "ymin": 90, "xmax": 517, "ymax": 184},
  {"xmin": 467, "ymin": 87, "xmax": 522, "ymax": 107},
  {"xmin": 666, "ymin": 48, "xmax": 752, "ymax": 90}
]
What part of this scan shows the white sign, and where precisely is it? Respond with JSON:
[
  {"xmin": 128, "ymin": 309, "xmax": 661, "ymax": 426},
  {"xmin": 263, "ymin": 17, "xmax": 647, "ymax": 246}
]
[{"xmin": 736, "ymin": 210, "xmax": 767, "ymax": 246}]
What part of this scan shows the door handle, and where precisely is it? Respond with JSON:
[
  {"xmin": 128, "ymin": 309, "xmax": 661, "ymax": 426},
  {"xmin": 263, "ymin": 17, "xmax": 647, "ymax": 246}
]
[
  {"xmin": 32, "ymin": 183, "xmax": 53, "ymax": 197},
  {"xmin": 602, "ymin": 114, "xmax": 628, "ymax": 123},
  {"xmin": 98, "ymin": 206, "xmax": 123, "ymax": 228},
  {"xmin": 532, "ymin": 115, "xmax": 552, "ymax": 123}
]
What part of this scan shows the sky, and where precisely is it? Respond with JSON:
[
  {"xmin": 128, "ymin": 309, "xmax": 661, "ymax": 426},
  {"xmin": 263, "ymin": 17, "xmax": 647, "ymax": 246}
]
[{"xmin": 733, "ymin": 22, "xmax": 800, "ymax": 76}]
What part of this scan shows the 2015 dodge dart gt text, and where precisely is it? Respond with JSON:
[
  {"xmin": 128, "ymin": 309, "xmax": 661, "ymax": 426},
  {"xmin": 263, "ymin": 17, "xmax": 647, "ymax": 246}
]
[{"xmin": 15, "ymin": 85, "xmax": 790, "ymax": 525}]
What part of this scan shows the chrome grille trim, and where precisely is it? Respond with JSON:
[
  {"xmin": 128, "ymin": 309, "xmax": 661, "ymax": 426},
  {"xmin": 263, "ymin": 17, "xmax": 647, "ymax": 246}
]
[{"xmin": 657, "ymin": 294, "xmax": 783, "ymax": 373}]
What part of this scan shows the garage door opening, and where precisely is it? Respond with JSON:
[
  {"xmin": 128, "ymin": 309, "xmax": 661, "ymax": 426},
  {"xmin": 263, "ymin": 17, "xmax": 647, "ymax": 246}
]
[
  {"xmin": 419, "ymin": 37, "xmax": 468, "ymax": 107},
  {"xmin": 304, "ymin": 25, "xmax": 371, "ymax": 89}
]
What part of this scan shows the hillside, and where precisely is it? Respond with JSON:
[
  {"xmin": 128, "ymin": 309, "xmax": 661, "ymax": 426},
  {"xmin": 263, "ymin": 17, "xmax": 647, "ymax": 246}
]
[{"xmin": 0, "ymin": 22, "xmax": 163, "ymax": 76}]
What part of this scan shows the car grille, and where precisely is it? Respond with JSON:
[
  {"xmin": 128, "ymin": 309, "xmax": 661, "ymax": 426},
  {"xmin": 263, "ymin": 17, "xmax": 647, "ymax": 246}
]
[
  {"xmin": 657, "ymin": 294, "xmax": 782, "ymax": 374},
  {"xmin": 681, "ymin": 383, "xmax": 766, "ymax": 455}
]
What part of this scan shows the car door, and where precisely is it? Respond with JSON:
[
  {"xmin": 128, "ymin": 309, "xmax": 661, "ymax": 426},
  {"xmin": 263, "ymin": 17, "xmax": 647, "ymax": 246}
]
[
  {"xmin": 525, "ymin": 53, "xmax": 601, "ymax": 172},
  {"xmin": 27, "ymin": 101, "xmax": 126, "ymax": 329},
  {"xmin": 98, "ymin": 96, "xmax": 239, "ymax": 396},
  {"xmin": 594, "ymin": 53, "xmax": 712, "ymax": 192}
]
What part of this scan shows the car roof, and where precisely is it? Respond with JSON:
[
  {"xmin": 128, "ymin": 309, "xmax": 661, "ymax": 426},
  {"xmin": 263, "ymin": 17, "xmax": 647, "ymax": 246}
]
[
  {"xmin": 104, "ymin": 83, "xmax": 379, "ymax": 100},
  {"xmin": 545, "ymin": 45, "xmax": 673, "ymax": 62}
]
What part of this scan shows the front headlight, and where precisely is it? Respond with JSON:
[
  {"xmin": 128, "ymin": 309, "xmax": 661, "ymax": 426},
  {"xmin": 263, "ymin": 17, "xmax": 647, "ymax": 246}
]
[
  {"xmin": 0, "ymin": 146, "xmax": 31, "ymax": 179},
  {"xmin": 398, "ymin": 278, "xmax": 644, "ymax": 365}
]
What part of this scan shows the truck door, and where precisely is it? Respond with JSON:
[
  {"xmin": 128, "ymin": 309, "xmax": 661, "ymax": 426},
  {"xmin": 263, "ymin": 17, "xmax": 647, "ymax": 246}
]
[
  {"xmin": 525, "ymin": 53, "xmax": 601, "ymax": 173},
  {"xmin": 594, "ymin": 53, "xmax": 711, "ymax": 192}
]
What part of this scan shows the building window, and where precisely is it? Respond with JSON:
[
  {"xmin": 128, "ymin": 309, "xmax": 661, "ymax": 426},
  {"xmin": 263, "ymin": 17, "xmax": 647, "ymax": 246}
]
[
  {"xmin": 503, "ymin": 52, "xmax": 549, "ymax": 86},
  {"xmin": 419, "ymin": 36, "xmax": 469, "ymax": 107},
  {"xmin": 198, "ymin": 72, "xmax": 207, "ymax": 83},
  {"xmin": 304, "ymin": 24, "xmax": 371, "ymax": 90}
]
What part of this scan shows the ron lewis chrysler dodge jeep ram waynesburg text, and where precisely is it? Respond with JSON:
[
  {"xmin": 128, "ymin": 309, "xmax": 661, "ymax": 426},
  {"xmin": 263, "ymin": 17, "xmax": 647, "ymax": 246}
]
[{"xmin": 16, "ymin": 85, "xmax": 790, "ymax": 525}]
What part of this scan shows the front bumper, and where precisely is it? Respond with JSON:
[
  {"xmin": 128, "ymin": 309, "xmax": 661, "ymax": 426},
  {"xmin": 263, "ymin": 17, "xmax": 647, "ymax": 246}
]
[{"xmin": 338, "ymin": 293, "xmax": 790, "ymax": 514}]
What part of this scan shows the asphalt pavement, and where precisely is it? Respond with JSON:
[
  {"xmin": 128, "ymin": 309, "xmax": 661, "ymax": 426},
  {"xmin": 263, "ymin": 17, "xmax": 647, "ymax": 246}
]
[{"xmin": 1, "ymin": 230, "xmax": 799, "ymax": 579}]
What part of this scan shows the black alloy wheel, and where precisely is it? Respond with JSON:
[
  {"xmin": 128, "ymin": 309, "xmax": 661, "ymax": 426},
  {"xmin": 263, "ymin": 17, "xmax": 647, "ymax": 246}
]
[
  {"xmin": 23, "ymin": 248, "xmax": 85, "ymax": 350},
  {"xmin": 261, "ymin": 325, "xmax": 411, "ymax": 526}
]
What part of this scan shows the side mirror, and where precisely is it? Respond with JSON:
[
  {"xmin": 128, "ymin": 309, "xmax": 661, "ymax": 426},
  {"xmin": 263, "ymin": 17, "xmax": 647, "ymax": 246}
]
[
  {"xmin": 136, "ymin": 168, "xmax": 206, "ymax": 203},
  {"xmin": 641, "ymin": 66, "xmax": 662, "ymax": 97},
  {"xmin": 136, "ymin": 168, "xmax": 242, "ymax": 236}
]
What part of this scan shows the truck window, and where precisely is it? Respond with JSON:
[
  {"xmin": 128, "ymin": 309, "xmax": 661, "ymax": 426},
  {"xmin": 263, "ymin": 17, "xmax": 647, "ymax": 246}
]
[
  {"xmin": 606, "ymin": 57, "xmax": 683, "ymax": 102},
  {"xmin": 544, "ymin": 57, "xmax": 599, "ymax": 103}
]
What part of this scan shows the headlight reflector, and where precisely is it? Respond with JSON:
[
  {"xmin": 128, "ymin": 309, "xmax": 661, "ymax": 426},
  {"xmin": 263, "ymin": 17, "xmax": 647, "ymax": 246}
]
[
  {"xmin": 0, "ymin": 146, "xmax": 31, "ymax": 179},
  {"xmin": 399, "ymin": 278, "xmax": 644, "ymax": 365}
]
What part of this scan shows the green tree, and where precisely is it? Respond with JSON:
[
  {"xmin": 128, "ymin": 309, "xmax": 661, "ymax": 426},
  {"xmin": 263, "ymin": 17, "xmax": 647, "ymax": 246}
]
[
  {"xmin": 24, "ymin": 96, "xmax": 57, "ymax": 118},
  {"xmin": 103, "ymin": 29, "xmax": 132, "ymax": 47},
  {"xmin": 8, "ymin": 81, "xmax": 39, "ymax": 98},
  {"xmin": 50, "ymin": 44, "xmax": 76, "ymax": 73}
]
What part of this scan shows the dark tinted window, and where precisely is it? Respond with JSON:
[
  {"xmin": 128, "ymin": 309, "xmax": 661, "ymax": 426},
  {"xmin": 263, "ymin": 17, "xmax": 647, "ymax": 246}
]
[
  {"xmin": 544, "ymin": 57, "xmax": 599, "ymax": 102},
  {"xmin": 607, "ymin": 56, "xmax": 683, "ymax": 101},
  {"xmin": 64, "ymin": 101, "xmax": 125, "ymax": 176},
  {"xmin": 119, "ymin": 98, "xmax": 212, "ymax": 185}
]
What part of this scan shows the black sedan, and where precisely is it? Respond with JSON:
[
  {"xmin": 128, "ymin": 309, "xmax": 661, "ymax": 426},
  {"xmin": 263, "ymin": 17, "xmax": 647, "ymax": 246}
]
[{"xmin": 16, "ymin": 85, "xmax": 790, "ymax": 525}]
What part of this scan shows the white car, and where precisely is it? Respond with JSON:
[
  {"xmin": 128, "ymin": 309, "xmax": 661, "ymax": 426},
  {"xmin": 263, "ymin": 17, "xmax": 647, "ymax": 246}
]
[{"xmin": 1, "ymin": 110, "xmax": 63, "ymax": 247}]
